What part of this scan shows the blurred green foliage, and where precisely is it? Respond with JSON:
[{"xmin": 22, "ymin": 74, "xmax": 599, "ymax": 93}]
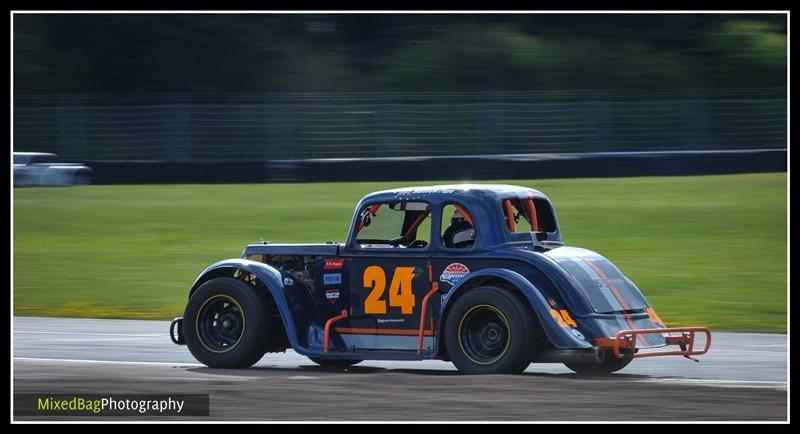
[{"xmin": 14, "ymin": 14, "xmax": 786, "ymax": 94}]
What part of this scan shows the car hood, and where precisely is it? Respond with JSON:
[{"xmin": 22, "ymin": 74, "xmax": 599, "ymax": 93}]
[{"xmin": 544, "ymin": 246, "xmax": 650, "ymax": 314}]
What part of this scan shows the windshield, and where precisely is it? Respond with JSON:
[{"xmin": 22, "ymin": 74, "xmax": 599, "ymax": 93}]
[
  {"xmin": 13, "ymin": 154, "xmax": 32, "ymax": 164},
  {"xmin": 354, "ymin": 201, "xmax": 431, "ymax": 249}
]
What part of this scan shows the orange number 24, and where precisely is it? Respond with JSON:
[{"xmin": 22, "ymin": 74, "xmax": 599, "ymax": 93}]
[{"xmin": 363, "ymin": 266, "xmax": 416, "ymax": 315}]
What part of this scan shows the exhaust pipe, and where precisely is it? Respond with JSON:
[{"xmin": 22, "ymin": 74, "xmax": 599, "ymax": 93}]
[{"xmin": 533, "ymin": 346, "xmax": 604, "ymax": 364}]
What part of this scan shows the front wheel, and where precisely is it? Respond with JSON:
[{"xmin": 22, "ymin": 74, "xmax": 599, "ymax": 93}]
[
  {"xmin": 308, "ymin": 357, "xmax": 363, "ymax": 368},
  {"xmin": 444, "ymin": 287, "xmax": 540, "ymax": 374},
  {"xmin": 564, "ymin": 350, "xmax": 633, "ymax": 375},
  {"xmin": 183, "ymin": 277, "xmax": 272, "ymax": 368}
]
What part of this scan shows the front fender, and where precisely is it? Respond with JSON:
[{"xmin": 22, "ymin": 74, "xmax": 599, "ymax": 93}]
[
  {"xmin": 190, "ymin": 259, "xmax": 304, "ymax": 351},
  {"xmin": 441, "ymin": 268, "xmax": 591, "ymax": 349}
]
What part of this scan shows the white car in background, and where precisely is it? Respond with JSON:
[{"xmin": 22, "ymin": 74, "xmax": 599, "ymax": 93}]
[{"xmin": 13, "ymin": 152, "xmax": 92, "ymax": 187}]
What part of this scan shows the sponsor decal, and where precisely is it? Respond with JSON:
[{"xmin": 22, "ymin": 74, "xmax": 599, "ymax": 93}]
[
  {"xmin": 571, "ymin": 329, "xmax": 585, "ymax": 340},
  {"xmin": 439, "ymin": 263, "xmax": 470, "ymax": 286},
  {"xmin": 323, "ymin": 258, "xmax": 345, "ymax": 270},
  {"xmin": 559, "ymin": 309, "xmax": 578, "ymax": 327},
  {"xmin": 594, "ymin": 278, "xmax": 610, "ymax": 290},
  {"xmin": 551, "ymin": 308, "xmax": 579, "ymax": 329},
  {"xmin": 398, "ymin": 188, "xmax": 459, "ymax": 195},
  {"xmin": 323, "ymin": 273, "xmax": 342, "ymax": 285},
  {"xmin": 325, "ymin": 289, "xmax": 341, "ymax": 304},
  {"xmin": 550, "ymin": 309, "xmax": 568, "ymax": 328},
  {"xmin": 359, "ymin": 208, "xmax": 373, "ymax": 227},
  {"xmin": 377, "ymin": 318, "xmax": 405, "ymax": 324},
  {"xmin": 282, "ymin": 277, "xmax": 294, "ymax": 287}
]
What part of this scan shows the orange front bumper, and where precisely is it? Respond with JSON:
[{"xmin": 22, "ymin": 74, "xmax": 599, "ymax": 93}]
[{"xmin": 595, "ymin": 327, "xmax": 712, "ymax": 360}]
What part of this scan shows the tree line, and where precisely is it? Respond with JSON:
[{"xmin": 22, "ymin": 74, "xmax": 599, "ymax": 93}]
[{"xmin": 14, "ymin": 14, "xmax": 787, "ymax": 95}]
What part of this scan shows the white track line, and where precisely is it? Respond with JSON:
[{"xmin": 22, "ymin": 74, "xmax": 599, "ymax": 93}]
[
  {"xmin": 639, "ymin": 378, "xmax": 787, "ymax": 389},
  {"xmin": 16, "ymin": 331, "xmax": 164, "ymax": 337},
  {"xmin": 14, "ymin": 357, "xmax": 203, "ymax": 367}
]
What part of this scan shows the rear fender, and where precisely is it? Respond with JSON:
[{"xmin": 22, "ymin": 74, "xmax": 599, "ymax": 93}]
[
  {"xmin": 189, "ymin": 259, "xmax": 304, "ymax": 351},
  {"xmin": 440, "ymin": 268, "xmax": 591, "ymax": 350}
]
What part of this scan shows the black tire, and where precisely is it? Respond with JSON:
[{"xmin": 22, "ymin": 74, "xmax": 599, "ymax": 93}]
[
  {"xmin": 308, "ymin": 357, "xmax": 363, "ymax": 367},
  {"xmin": 444, "ymin": 286, "xmax": 539, "ymax": 374},
  {"xmin": 183, "ymin": 277, "xmax": 271, "ymax": 368},
  {"xmin": 565, "ymin": 350, "xmax": 633, "ymax": 375},
  {"xmin": 72, "ymin": 171, "xmax": 91, "ymax": 185}
]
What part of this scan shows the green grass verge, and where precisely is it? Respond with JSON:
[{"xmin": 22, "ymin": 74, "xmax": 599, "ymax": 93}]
[{"xmin": 13, "ymin": 173, "xmax": 787, "ymax": 332}]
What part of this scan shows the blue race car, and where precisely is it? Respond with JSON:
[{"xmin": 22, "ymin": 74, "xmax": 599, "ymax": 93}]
[{"xmin": 170, "ymin": 185, "xmax": 710, "ymax": 374}]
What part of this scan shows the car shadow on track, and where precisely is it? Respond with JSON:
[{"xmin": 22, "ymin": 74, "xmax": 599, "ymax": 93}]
[
  {"xmin": 185, "ymin": 364, "xmax": 653, "ymax": 381},
  {"xmin": 186, "ymin": 364, "xmax": 458, "ymax": 377}
]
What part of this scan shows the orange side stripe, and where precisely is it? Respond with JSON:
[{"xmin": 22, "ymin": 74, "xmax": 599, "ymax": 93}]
[
  {"xmin": 647, "ymin": 307, "xmax": 665, "ymax": 326},
  {"xmin": 335, "ymin": 327, "xmax": 435, "ymax": 336},
  {"xmin": 579, "ymin": 256, "xmax": 648, "ymax": 348},
  {"xmin": 580, "ymin": 258, "xmax": 631, "ymax": 312}
]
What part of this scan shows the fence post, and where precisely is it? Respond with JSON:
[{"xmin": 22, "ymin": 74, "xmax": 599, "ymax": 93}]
[
  {"xmin": 264, "ymin": 98, "xmax": 271, "ymax": 160},
  {"xmin": 479, "ymin": 93, "xmax": 504, "ymax": 155},
  {"xmin": 581, "ymin": 90, "xmax": 610, "ymax": 152},
  {"xmin": 162, "ymin": 95, "xmax": 191, "ymax": 160},
  {"xmin": 57, "ymin": 95, "xmax": 87, "ymax": 160},
  {"xmin": 682, "ymin": 92, "xmax": 710, "ymax": 150},
  {"xmin": 397, "ymin": 99, "xmax": 405, "ymax": 156}
]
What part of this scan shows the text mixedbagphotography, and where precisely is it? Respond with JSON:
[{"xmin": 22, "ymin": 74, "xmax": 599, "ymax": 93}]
[{"xmin": 15, "ymin": 394, "xmax": 209, "ymax": 417}]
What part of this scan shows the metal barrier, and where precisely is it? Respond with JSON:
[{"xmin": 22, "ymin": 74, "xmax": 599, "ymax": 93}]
[
  {"xmin": 13, "ymin": 89, "xmax": 787, "ymax": 161},
  {"xmin": 79, "ymin": 149, "xmax": 786, "ymax": 184}
]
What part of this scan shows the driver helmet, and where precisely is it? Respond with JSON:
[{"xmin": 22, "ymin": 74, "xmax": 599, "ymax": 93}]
[
  {"xmin": 451, "ymin": 210, "xmax": 468, "ymax": 225},
  {"xmin": 449, "ymin": 210, "xmax": 475, "ymax": 246}
]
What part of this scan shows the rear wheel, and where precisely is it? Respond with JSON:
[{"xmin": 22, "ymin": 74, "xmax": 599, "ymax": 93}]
[
  {"xmin": 308, "ymin": 357, "xmax": 363, "ymax": 367},
  {"xmin": 565, "ymin": 350, "xmax": 633, "ymax": 375},
  {"xmin": 444, "ymin": 286, "xmax": 539, "ymax": 374},
  {"xmin": 184, "ymin": 277, "xmax": 271, "ymax": 368},
  {"xmin": 72, "ymin": 170, "xmax": 91, "ymax": 185}
]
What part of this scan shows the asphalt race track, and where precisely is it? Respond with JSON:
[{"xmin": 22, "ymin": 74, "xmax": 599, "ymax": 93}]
[{"xmin": 13, "ymin": 316, "xmax": 787, "ymax": 421}]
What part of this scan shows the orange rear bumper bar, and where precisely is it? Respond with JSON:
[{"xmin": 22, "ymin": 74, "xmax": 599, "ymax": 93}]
[{"xmin": 595, "ymin": 327, "xmax": 711, "ymax": 360}]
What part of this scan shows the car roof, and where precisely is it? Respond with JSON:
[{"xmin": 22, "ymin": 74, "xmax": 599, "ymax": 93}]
[
  {"xmin": 13, "ymin": 152, "xmax": 59, "ymax": 157},
  {"xmin": 360, "ymin": 184, "xmax": 548, "ymax": 204},
  {"xmin": 350, "ymin": 184, "xmax": 561, "ymax": 249}
]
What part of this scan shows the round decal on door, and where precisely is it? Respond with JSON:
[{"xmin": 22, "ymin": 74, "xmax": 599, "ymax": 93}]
[{"xmin": 440, "ymin": 263, "xmax": 470, "ymax": 286}]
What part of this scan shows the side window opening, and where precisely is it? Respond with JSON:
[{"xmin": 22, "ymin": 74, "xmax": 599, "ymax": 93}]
[
  {"xmin": 502, "ymin": 198, "xmax": 557, "ymax": 236},
  {"xmin": 355, "ymin": 201, "xmax": 431, "ymax": 249},
  {"xmin": 440, "ymin": 203, "xmax": 476, "ymax": 249},
  {"xmin": 532, "ymin": 199, "xmax": 556, "ymax": 233}
]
